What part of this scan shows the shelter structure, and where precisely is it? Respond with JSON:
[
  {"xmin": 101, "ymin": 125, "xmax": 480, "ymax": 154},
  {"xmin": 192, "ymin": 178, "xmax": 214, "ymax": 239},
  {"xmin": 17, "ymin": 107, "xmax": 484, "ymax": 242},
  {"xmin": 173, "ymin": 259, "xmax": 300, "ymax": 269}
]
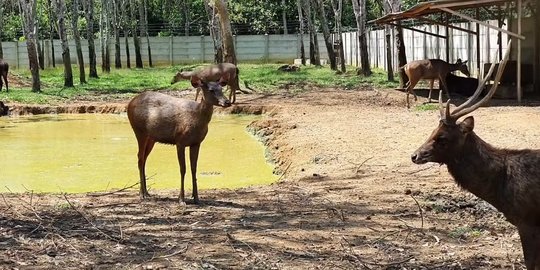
[{"xmin": 371, "ymin": 0, "xmax": 538, "ymax": 102}]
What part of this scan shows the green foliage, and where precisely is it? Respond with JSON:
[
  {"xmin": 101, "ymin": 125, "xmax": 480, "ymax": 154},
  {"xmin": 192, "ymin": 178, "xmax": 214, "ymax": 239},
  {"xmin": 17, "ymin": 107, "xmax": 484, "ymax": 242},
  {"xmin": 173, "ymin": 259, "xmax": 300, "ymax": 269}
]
[
  {"xmin": 415, "ymin": 103, "xmax": 439, "ymax": 112},
  {"xmin": 0, "ymin": 64, "xmax": 398, "ymax": 104}
]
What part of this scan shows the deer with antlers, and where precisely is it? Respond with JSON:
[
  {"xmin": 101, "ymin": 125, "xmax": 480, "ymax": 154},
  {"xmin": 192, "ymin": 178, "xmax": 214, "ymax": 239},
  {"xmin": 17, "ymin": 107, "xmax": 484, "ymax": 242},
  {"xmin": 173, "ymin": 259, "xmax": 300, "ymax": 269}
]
[
  {"xmin": 401, "ymin": 58, "xmax": 470, "ymax": 108},
  {"xmin": 412, "ymin": 41, "xmax": 540, "ymax": 270}
]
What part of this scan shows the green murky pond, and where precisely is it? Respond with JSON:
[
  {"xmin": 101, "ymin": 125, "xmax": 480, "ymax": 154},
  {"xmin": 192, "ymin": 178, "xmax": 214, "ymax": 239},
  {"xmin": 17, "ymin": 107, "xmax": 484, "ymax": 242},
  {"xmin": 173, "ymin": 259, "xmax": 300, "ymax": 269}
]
[{"xmin": 0, "ymin": 114, "xmax": 277, "ymax": 193}]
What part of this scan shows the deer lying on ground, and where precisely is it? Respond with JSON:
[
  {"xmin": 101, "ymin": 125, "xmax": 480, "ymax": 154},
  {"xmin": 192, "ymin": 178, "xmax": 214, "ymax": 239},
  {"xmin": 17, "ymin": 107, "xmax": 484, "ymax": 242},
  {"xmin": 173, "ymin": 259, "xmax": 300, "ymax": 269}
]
[
  {"xmin": 128, "ymin": 74, "xmax": 232, "ymax": 204},
  {"xmin": 171, "ymin": 63, "xmax": 241, "ymax": 104},
  {"xmin": 412, "ymin": 41, "xmax": 540, "ymax": 270},
  {"xmin": 0, "ymin": 60, "xmax": 9, "ymax": 92},
  {"xmin": 0, "ymin": 101, "xmax": 8, "ymax": 116},
  {"xmin": 400, "ymin": 58, "xmax": 470, "ymax": 108}
]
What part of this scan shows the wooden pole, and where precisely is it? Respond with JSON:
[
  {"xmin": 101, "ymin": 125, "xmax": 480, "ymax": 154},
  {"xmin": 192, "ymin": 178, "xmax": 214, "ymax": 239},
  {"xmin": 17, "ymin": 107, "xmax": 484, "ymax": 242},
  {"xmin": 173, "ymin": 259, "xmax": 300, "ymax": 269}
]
[
  {"xmin": 476, "ymin": 8, "xmax": 481, "ymax": 75},
  {"xmin": 517, "ymin": 0, "xmax": 522, "ymax": 102}
]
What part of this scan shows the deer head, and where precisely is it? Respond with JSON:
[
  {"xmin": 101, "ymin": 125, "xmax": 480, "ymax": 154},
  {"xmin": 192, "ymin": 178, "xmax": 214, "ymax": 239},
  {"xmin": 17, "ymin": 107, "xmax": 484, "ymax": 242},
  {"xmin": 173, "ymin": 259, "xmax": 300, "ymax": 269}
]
[
  {"xmin": 455, "ymin": 59, "xmax": 471, "ymax": 77},
  {"xmin": 190, "ymin": 74, "xmax": 231, "ymax": 107},
  {"xmin": 411, "ymin": 41, "xmax": 512, "ymax": 165}
]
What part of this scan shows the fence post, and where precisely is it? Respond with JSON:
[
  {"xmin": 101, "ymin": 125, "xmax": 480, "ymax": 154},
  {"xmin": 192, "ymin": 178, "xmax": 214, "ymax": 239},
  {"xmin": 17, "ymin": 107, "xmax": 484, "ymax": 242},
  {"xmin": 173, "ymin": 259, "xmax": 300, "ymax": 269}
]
[
  {"xmin": 15, "ymin": 41, "xmax": 19, "ymax": 69},
  {"xmin": 201, "ymin": 35, "xmax": 205, "ymax": 63},
  {"xmin": 169, "ymin": 35, "xmax": 173, "ymax": 65},
  {"xmin": 264, "ymin": 33, "xmax": 269, "ymax": 63},
  {"xmin": 44, "ymin": 39, "xmax": 50, "ymax": 68}
]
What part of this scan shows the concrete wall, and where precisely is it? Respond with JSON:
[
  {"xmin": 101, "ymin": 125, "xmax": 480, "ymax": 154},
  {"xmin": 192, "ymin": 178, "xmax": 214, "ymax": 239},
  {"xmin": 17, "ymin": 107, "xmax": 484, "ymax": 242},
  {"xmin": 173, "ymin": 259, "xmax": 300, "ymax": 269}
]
[{"xmin": 3, "ymin": 34, "xmax": 329, "ymax": 69}]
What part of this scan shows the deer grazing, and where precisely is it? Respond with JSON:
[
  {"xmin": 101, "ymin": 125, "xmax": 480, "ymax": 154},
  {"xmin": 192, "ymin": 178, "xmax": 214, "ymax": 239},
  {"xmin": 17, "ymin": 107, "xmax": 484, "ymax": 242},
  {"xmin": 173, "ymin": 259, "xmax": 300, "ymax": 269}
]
[
  {"xmin": 128, "ymin": 74, "xmax": 232, "ymax": 204},
  {"xmin": 445, "ymin": 72, "xmax": 482, "ymax": 97},
  {"xmin": 412, "ymin": 41, "xmax": 540, "ymax": 270},
  {"xmin": 401, "ymin": 58, "xmax": 470, "ymax": 108},
  {"xmin": 171, "ymin": 63, "xmax": 241, "ymax": 104},
  {"xmin": 0, "ymin": 60, "xmax": 9, "ymax": 92}
]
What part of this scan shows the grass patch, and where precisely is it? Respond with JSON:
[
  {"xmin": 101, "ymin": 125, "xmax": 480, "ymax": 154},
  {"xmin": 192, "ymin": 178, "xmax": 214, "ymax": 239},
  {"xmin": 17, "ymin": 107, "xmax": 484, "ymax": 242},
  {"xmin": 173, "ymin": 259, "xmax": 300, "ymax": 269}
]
[
  {"xmin": 415, "ymin": 103, "xmax": 439, "ymax": 112},
  {"xmin": 449, "ymin": 226, "xmax": 483, "ymax": 240},
  {"xmin": 1, "ymin": 64, "xmax": 398, "ymax": 104}
]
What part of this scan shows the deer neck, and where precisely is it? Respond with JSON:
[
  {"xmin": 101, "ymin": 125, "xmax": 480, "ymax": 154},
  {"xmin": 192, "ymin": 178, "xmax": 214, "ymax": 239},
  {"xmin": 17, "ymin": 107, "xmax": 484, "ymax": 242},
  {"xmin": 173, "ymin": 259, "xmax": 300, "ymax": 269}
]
[
  {"xmin": 196, "ymin": 97, "xmax": 215, "ymax": 123},
  {"xmin": 446, "ymin": 133, "xmax": 507, "ymax": 210}
]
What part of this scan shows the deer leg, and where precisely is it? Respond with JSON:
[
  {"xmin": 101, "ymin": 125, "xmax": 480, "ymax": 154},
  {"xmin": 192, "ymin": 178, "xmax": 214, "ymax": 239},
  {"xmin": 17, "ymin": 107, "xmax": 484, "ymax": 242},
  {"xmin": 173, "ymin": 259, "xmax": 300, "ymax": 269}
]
[
  {"xmin": 194, "ymin": 88, "xmax": 200, "ymax": 102},
  {"xmin": 136, "ymin": 135, "xmax": 154, "ymax": 199},
  {"xmin": 439, "ymin": 76, "xmax": 450, "ymax": 99},
  {"xmin": 426, "ymin": 79, "xmax": 434, "ymax": 103},
  {"xmin": 189, "ymin": 144, "xmax": 201, "ymax": 204},
  {"xmin": 3, "ymin": 74, "xmax": 7, "ymax": 92},
  {"xmin": 176, "ymin": 145, "xmax": 187, "ymax": 203},
  {"xmin": 518, "ymin": 225, "xmax": 540, "ymax": 270},
  {"xmin": 405, "ymin": 77, "xmax": 420, "ymax": 108}
]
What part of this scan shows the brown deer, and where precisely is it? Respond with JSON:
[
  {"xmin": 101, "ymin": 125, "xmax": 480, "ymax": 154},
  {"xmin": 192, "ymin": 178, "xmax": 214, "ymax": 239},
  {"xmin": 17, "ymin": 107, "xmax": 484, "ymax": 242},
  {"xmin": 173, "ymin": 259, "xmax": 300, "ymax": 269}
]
[
  {"xmin": 0, "ymin": 60, "xmax": 9, "ymax": 92},
  {"xmin": 401, "ymin": 58, "xmax": 470, "ymax": 108},
  {"xmin": 127, "ymin": 74, "xmax": 232, "ymax": 204},
  {"xmin": 412, "ymin": 41, "xmax": 540, "ymax": 270},
  {"xmin": 171, "ymin": 63, "xmax": 241, "ymax": 104}
]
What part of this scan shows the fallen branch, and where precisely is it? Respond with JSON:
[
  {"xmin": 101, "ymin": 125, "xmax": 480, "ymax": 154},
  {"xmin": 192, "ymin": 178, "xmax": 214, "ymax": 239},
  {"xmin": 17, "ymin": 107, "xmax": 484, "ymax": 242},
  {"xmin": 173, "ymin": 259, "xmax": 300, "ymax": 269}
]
[
  {"xmin": 87, "ymin": 182, "xmax": 139, "ymax": 197},
  {"xmin": 62, "ymin": 193, "xmax": 121, "ymax": 242},
  {"xmin": 410, "ymin": 194, "xmax": 424, "ymax": 229}
]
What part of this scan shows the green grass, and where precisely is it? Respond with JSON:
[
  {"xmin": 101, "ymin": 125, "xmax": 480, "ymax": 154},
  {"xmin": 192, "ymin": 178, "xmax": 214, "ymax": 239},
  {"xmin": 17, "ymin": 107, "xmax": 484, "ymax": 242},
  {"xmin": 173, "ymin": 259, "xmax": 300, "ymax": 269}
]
[
  {"xmin": 0, "ymin": 64, "xmax": 399, "ymax": 104},
  {"xmin": 415, "ymin": 103, "xmax": 439, "ymax": 112}
]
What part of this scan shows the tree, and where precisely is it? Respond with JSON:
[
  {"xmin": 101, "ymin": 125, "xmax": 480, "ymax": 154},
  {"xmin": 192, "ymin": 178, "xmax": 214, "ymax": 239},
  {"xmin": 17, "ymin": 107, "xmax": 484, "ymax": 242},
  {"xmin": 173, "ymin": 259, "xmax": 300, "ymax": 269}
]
[
  {"xmin": 383, "ymin": 0, "xmax": 394, "ymax": 82},
  {"xmin": 46, "ymin": 0, "xmax": 56, "ymax": 68},
  {"xmin": 84, "ymin": 0, "xmax": 98, "ymax": 78},
  {"xmin": 351, "ymin": 0, "xmax": 371, "ymax": 76},
  {"xmin": 303, "ymin": 0, "xmax": 320, "ymax": 66},
  {"xmin": 113, "ymin": 0, "xmax": 122, "ymax": 68},
  {"xmin": 130, "ymin": 0, "xmax": 143, "ymax": 68},
  {"xmin": 54, "ymin": 0, "xmax": 74, "ymax": 87},
  {"xmin": 140, "ymin": 0, "xmax": 152, "ymax": 67},
  {"xmin": 282, "ymin": 0, "xmax": 288, "ymax": 34},
  {"xmin": 214, "ymin": 0, "xmax": 237, "ymax": 65},
  {"xmin": 0, "ymin": 5, "xmax": 4, "ymax": 59},
  {"xmin": 18, "ymin": 0, "xmax": 41, "ymax": 92},
  {"xmin": 296, "ymin": 0, "xmax": 306, "ymax": 65},
  {"xmin": 387, "ymin": 0, "xmax": 407, "ymax": 87},
  {"xmin": 121, "ymin": 0, "xmax": 131, "ymax": 68},
  {"xmin": 313, "ymin": 0, "xmax": 337, "ymax": 70},
  {"xmin": 331, "ymin": 0, "xmax": 346, "ymax": 73},
  {"xmin": 204, "ymin": 0, "xmax": 223, "ymax": 63},
  {"xmin": 99, "ymin": 0, "xmax": 111, "ymax": 72},
  {"xmin": 71, "ymin": 0, "xmax": 86, "ymax": 83}
]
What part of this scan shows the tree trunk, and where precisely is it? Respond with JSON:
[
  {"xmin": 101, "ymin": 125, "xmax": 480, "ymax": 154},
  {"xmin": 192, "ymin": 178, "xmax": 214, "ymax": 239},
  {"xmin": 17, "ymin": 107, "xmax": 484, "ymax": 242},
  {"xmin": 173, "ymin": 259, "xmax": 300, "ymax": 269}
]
[
  {"xmin": 282, "ymin": 0, "xmax": 288, "ymax": 34},
  {"xmin": 396, "ymin": 24, "xmax": 407, "ymax": 87},
  {"xmin": 331, "ymin": 0, "xmax": 345, "ymax": 73},
  {"xmin": 71, "ymin": 0, "xmax": 86, "ymax": 83},
  {"xmin": 214, "ymin": 0, "xmax": 237, "ymax": 65},
  {"xmin": 535, "ymin": 0, "xmax": 540, "ymax": 92},
  {"xmin": 142, "ymin": 0, "xmax": 152, "ymax": 67},
  {"xmin": 113, "ymin": 0, "xmax": 122, "ymax": 68},
  {"xmin": 296, "ymin": 0, "xmax": 305, "ymax": 65},
  {"xmin": 351, "ymin": 0, "xmax": 371, "ymax": 76},
  {"xmin": 303, "ymin": 0, "xmax": 320, "ymax": 66},
  {"xmin": 204, "ymin": 0, "xmax": 223, "ymax": 63},
  {"xmin": 314, "ymin": 0, "xmax": 336, "ymax": 70},
  {"xmin": 84, "ymin": 0, "xmax": 98, "ymax": 78},
  {"xmin": 122, "ymin": 0, "xmax": 131, "ymax": 68},
  {"xmin": 19, "ymin": 0, "xmax": 41, "ymax": 92},
  {"xmin": 383, "ymin": 0, "xmax": 393, "ymax": 82},
  {"xmin": 0, "ymin": 5, "xmax": 4, "ymax": 59},
  {"xmin": 36, "ymin": 24, "xmax": 44, "ymax": 69},
  {"xmin": 183, "ymin": 0, "xmax": 190, "ymax": 36},
  {"xmin": 131, "ymin": 0, "xmax": 143, "ymax": 68},
  {"xmin": 47, "ymin": 0, "xmax": 56, "ymax": 68},
  {"xmin": 54, "ymin": 0, "xmax": 74, "ymax": 87}
]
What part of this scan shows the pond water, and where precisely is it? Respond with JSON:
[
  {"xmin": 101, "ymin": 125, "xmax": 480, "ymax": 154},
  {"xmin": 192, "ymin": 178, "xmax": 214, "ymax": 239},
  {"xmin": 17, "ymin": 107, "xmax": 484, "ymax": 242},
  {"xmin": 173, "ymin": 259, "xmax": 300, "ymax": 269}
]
[{"xmin": 0, "ymin": 114, "xmax": 277, "ymax": 193}]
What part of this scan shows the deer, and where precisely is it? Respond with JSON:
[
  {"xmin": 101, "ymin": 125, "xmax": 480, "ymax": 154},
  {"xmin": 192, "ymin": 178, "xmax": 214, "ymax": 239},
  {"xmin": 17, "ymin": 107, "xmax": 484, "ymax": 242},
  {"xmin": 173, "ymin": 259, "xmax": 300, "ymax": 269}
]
[
  {"xmin": 400, "ymin": 58, "xmax": 470, "ymax": 108},
  {"xmin": 171, "ymin": 63, "xmax": 241, "ymax": 104},
  {"xmin": 0, "ymin": 101, "xmax": 8, "ymax": 116},
  {"xmin": 411, "ymin": 40, "xmax": 540, "ymax": 270},
  {"xmin": 127, "ymin": 73, "xmax": 232, "ymax": 204},
  {"xmin": 445, "ymin": 72, "xmax": 482, "ymax": 98},
  {"xmin": 0, "ymin": 60, "xmax": 9, "ymax": 92}
]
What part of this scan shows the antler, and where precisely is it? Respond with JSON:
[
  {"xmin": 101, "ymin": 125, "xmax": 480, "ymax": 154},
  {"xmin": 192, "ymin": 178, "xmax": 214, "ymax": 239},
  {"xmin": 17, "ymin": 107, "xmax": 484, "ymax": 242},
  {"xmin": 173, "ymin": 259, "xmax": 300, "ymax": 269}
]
[{"xmin": 440, "ymin": 40, "xmax": 512, "ymax": 122}]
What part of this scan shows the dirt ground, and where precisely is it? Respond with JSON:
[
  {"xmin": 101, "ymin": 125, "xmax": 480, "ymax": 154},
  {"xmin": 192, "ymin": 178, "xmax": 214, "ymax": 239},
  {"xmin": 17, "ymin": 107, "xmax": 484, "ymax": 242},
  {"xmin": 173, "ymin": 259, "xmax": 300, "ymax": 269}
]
[{"xmin": 2, "ymin": 86, "xmax": 540, "ymax": 269}]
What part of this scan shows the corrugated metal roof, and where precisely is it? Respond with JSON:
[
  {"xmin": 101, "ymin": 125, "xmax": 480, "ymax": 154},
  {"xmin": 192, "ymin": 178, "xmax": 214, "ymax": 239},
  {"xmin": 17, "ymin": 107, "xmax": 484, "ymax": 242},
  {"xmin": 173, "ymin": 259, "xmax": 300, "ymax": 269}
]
[{"xmin": 370, "ymin": 0, "xmax": 512, "ymax": 25}]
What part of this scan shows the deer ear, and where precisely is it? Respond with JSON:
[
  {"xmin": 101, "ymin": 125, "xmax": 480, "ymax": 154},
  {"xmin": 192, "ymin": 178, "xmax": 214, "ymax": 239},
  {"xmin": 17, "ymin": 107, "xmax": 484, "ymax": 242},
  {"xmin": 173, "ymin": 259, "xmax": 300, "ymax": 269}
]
[
  {"xmin": 456, "ymin": 59, "xmax": 462, "ymax": 64},
  {"xmin": 459, "ymin": 116, "xmax": 474, "ymax": 134},
  {"xmin": 462, "ymin": 60, "xmax": 468, "ymax": 64},
  {"xmin": 191, "ymin": 76, "xmax": 203, "ymax": 88}
]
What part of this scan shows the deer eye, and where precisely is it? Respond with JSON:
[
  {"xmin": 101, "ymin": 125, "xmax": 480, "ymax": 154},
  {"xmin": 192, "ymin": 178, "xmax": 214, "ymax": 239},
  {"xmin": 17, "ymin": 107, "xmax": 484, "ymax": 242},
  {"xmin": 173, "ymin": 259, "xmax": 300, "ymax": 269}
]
[{"xmin": 436, "ymin": 136, "xmax": 448, "ymax": 146}]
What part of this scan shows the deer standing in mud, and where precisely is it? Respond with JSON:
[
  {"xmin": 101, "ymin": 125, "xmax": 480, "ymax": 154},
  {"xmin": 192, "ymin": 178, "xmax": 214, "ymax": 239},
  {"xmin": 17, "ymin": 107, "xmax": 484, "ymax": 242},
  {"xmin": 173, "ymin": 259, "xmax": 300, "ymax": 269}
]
[
  {"xmin": 171, "ymin": 63, "xmax": 242, "ymax": 104},
  {"xmin": 0, "ymin": 60, "xmax": 9, "ymax": 92},
  {"xmin": 401, "ymin": 58, "xmax": 470, "ymax": 108},
  {"xmin": 128, "ymin": 74, "xmax": 231, "ymax": 204},
  {"xmin": 412, "ymin": 41, "xmax": 540, "ymax": 270}
]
